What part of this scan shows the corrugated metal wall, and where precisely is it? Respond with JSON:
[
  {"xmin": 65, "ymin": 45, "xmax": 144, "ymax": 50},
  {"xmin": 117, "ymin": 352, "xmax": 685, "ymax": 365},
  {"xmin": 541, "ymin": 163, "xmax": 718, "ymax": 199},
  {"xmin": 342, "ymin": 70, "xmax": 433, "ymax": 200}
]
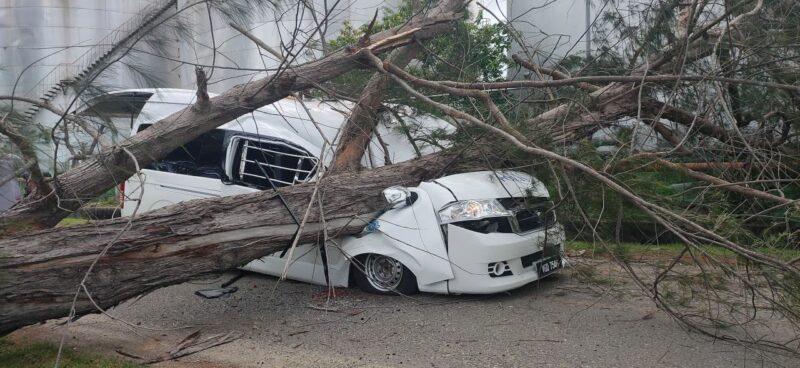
[
  {"xmin": 1, "ymin": 0, "xmax": 409, "ymax": 96},
  {"xmin": 176, "ymin": 0, "xmax": 402, "ymax": 93},
  {"xmin": 507, "ymin": 0, "xmax": 593, "ymax": 68},
  {"xmin": 0, "ymin": 0, "xmax": 175, "ymax": 98}
]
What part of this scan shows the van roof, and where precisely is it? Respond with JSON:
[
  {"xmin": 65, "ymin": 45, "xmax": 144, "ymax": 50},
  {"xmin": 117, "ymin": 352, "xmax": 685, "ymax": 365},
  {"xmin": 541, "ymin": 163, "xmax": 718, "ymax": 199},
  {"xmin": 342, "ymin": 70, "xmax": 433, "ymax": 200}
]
[
  {"xmin": 104, "ymin": 88, "xmax": 453, "ymax": 168},
  {"xmin": 100, "ymin": 88, "xmax": 300, "ymax": 103},
  {"xmin": 120, "ymin": 89, "xmax": 354, "ymax": 155}
]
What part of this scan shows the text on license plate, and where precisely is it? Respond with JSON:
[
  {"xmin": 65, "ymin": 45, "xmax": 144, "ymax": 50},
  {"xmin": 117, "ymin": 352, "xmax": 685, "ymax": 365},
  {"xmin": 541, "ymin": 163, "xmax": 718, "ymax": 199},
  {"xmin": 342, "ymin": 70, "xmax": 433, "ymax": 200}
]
[{"xmin": 538, "ymin": 257, "xmax": 561, "ymax": 275}]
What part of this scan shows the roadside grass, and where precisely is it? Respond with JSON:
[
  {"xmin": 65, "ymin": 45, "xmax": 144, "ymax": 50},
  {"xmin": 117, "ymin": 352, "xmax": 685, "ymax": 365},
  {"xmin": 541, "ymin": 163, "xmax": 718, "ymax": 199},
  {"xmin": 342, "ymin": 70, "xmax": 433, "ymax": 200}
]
[
  {"xmin": 568, "ymin": 240, "xmax": 800, "ymax": 262},
  {"xmin": 0, "ymin": 338, "xmax": 141, "ymax": 368},
  {"xmin": 56, "ymin": 217, "xmax": 90, "ymax": 227}
]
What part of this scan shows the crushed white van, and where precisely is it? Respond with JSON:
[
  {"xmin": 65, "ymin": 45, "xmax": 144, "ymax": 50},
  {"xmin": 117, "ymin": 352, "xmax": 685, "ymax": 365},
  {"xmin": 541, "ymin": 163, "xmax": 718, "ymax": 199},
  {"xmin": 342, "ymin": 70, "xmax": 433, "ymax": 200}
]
[{"xmin": 101, "ymin": 89, "xmax": 564, "ymax": 295}]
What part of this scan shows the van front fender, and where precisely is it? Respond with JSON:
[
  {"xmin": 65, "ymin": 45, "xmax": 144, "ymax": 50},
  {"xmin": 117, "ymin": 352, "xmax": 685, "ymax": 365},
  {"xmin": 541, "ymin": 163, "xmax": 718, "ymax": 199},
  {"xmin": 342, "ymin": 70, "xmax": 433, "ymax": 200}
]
[{"xmin": 341, "ymin": 231, "xmax": 454, "ymax": 287}]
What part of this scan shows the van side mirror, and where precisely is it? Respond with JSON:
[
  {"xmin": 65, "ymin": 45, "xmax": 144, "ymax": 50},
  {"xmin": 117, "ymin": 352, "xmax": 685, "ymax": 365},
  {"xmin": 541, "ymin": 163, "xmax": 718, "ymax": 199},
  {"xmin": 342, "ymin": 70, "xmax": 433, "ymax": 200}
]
[{"xmin": 382, "ymin": 186, "xmax": 417, "ymax": 208}]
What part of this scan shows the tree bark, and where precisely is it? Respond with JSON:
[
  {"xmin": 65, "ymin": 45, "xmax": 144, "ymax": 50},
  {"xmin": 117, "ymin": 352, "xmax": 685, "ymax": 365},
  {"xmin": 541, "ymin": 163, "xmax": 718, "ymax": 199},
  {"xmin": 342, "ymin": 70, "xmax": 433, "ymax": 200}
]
[
  {"xmin": 328, "ymin": 0, "xmax": 431, "ymax": 173},
  {"xmin": 0, "ymin": 1, "xmax": 464, "ymax": 234},
  {"xmin": 521, "ymin": 83, "xmax": 640, "ymax": 145},
  {"xmin": 0, "ymin": 152, "xmax": 470, "ymax": 335},
  {"xmin": 329, "ymin": 44, "xmax": 419, "ymax": 173},
  {"xmin": 0, "ymin": 117, "xmax": 45, "ymax": 191}
]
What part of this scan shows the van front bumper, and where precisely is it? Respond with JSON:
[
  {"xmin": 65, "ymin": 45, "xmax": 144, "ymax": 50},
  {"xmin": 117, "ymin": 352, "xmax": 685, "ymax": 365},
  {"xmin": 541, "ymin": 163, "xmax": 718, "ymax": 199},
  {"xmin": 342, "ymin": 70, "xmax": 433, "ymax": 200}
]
[{"xmin": 440, "ymin": 224, "xmax": 565, "ymax": 294}]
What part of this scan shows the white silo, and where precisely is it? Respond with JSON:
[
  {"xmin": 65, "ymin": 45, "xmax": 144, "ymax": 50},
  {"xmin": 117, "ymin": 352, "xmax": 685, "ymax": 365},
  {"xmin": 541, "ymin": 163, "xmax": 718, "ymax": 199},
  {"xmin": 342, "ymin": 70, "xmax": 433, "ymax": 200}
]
[
  {"xmin": 0, "ymin": 0, "xmax": 183, "ymax": 171},
  {"xmin": 0, "ymin": 0, "xmax": 181, "ymax": 101},
  {"xmin": 507, "ymin": 0, "xmax": 594, "ymax": 68},
  {"xmin": 176, "ymin": 0, "xmax": 402, "ymax": 93}
]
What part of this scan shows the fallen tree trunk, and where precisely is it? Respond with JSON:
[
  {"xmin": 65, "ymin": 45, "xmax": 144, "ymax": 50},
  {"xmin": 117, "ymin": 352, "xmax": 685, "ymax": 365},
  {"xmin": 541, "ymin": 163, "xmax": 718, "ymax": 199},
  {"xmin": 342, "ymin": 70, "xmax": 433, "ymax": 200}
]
[
  {"xmin": 0, "ymin": 152, "xmax": 466, "ymax": 335},
  {"xmin": 0, "ymin": 0, "xmax": 464, "ymax": 234},
  {"xmin": 329, "ymin": 43, "xmax": 420, "ymax": 173}
]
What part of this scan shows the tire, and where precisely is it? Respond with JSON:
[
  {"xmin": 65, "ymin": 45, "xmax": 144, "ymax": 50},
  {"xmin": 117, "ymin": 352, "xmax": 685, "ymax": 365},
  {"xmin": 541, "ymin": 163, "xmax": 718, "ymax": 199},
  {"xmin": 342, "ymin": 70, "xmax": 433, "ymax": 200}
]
[{"xmin": 352, "ymin": 254, "xmax": 418, "ymax": 295}]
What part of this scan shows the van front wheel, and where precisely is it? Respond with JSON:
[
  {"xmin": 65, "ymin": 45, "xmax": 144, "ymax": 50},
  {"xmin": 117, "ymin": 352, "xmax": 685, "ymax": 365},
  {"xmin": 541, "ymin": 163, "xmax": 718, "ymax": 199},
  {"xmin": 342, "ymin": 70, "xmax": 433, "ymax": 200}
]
[{"xmin": 353, "ymin": 254, "xmax": 418, "ymax": 295}]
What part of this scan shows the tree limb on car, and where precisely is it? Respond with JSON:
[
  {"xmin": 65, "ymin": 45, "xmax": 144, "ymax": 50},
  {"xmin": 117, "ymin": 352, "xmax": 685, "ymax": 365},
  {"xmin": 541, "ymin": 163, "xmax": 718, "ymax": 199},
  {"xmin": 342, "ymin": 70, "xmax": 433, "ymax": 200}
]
[
  {"xmin": 0, "ymin": 0, "xmax": 466, "ymax": 235},
  {"xmin": 0, "ymin": 152, "xmax": 475, "ymax": 335},
  {"xmin": 328, "ymin": 44, "xmax": 420, "ymax": 173}
]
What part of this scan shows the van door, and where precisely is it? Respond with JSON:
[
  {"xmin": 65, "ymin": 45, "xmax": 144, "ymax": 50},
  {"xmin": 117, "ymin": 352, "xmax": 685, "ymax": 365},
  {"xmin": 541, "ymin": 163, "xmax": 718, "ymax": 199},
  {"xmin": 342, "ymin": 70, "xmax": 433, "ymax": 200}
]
[
  {"xmin": 221, "ymin": 134, "xmax": 336, "ymax": 284},
  {"xmin": 125, "ymin": 170, "xmax": 223, "ymax": 214},
  {"xmin": 121, "ymin": 127, "xmax": 228, "ymax": 216}
]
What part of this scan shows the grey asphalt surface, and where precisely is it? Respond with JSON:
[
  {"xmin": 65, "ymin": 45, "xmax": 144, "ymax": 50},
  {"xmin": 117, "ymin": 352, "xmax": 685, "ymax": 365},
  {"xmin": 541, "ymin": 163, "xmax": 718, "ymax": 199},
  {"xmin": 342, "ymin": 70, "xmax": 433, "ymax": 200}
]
[{"xmin": 12, "ymin": 260, "xmax": 799, "ymax": 367}]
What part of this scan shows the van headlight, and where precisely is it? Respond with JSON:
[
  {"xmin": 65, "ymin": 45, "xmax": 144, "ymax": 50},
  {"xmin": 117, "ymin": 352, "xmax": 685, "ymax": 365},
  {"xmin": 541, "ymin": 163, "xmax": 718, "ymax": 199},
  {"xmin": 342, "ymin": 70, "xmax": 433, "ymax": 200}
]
[{"xmin": 438, "ymin": 199, "xmax": 512, "ymax": 224}]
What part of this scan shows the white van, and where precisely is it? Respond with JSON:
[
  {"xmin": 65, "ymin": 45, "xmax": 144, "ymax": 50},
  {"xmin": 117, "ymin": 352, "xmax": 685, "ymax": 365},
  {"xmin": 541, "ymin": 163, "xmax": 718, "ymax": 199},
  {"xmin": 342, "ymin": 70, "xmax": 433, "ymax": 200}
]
[{"xmin": 102, "ymin": 89, "xmax": 565, "ymax": 295}]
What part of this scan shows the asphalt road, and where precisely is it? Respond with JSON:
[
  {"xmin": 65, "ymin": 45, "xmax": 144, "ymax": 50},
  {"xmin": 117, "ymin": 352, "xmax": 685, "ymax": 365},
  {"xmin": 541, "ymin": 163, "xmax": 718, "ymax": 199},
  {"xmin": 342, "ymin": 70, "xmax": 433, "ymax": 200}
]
[{"xmin": 11, "ymin": 259, "xmax": 799, "ymax": 367}]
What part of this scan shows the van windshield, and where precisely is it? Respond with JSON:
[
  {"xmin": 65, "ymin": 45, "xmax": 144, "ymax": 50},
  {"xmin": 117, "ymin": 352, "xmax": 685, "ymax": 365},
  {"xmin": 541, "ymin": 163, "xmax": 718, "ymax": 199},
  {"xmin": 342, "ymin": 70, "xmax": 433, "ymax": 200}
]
[{"xmin": 134, "ymin": 126, "xmax": 319, "ymax": 188}]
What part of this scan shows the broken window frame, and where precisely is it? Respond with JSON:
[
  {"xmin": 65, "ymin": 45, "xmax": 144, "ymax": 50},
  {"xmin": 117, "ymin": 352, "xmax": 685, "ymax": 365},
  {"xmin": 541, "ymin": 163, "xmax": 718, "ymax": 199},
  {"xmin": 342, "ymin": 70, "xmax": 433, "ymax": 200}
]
[{"xmin": 225, "ymin": 135, "xmax": 319, "ymax": 189}]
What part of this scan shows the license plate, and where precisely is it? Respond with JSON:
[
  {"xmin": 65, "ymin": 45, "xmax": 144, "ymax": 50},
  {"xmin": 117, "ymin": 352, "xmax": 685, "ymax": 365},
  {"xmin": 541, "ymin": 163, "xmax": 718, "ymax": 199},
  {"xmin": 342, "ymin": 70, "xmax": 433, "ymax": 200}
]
[{"xmin": 537, "ymin": 257, "xmax": 561, "ymax": 277}]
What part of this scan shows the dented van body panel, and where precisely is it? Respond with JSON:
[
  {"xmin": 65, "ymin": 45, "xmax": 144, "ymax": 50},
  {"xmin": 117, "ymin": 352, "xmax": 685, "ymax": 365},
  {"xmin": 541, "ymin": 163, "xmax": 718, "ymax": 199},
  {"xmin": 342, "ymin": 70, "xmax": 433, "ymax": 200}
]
[{"xmin": 116, "ymin": 89, "xmax": 563, "ymax": 294}]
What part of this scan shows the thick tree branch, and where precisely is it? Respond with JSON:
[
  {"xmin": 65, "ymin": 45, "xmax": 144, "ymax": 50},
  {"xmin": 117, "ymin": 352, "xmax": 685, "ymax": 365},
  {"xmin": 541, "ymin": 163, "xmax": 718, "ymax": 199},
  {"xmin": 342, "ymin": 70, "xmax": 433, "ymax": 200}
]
[
  {"xmin": 329, "ymin": 46, "xmax": 420, "ymax": 173},
  {"xmin": 0, "ymin": 2, "xmax": 464, "ymax": 233},
  {"xmin": 435, "ymin": 74, "xmax": 800, "ymax": 94},
  {"xmin": 0, "ymin": 151, "xmax": 476, "ymax": 335}
]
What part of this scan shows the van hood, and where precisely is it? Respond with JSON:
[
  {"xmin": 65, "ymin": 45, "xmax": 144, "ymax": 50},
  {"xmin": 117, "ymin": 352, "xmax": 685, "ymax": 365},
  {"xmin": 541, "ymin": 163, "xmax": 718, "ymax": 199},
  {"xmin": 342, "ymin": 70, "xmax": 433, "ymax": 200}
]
[{"xmin": 431, "ymin": 171, "xmax": 549, "ymax": 200}]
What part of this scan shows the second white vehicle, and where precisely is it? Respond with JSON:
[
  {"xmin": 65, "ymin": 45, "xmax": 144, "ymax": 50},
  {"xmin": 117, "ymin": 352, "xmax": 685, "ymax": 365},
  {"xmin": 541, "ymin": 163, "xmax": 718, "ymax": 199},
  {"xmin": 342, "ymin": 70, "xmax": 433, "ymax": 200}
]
[{"xmin": 92, "ymin": 89, "xmax": 565, "ymax": 295}]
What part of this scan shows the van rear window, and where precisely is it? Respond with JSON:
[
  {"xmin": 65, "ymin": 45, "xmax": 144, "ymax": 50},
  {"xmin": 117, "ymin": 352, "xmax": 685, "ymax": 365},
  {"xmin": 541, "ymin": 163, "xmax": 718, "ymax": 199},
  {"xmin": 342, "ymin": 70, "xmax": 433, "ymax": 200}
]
[
  {"xmin": 137, "ymin": 124, "xmax": 227, "ymax": 180},
  {"xmin": 231, "ymin": 137, "xmax": 318, "ymax": 189}
]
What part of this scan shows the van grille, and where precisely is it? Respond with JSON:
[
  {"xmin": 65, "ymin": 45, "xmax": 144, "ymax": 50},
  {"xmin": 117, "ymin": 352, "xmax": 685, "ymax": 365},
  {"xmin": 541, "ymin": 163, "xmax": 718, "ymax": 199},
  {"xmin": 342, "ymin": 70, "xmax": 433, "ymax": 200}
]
[
  {"xmin": 521, "ymin": 251, "xmax": 542, "ymax": 268},
  {"xmin": 498, "ymin": 198, "xmax": 556, "ymax": 233}
]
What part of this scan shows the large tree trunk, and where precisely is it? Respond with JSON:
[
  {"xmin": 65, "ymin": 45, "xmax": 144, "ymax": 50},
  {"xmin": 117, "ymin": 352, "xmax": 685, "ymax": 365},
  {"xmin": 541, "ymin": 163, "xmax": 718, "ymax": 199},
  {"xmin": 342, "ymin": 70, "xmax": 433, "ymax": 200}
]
[
  {"xmin": 329, "ymin": 44, "xmax": 420, "ymax": 173},
  {"xmin": 329, "ymin": 0, "xmax": 427, "ymax": 173},
  {"xmin": 0, "ymin": 0, "xmax": 464, "ymax": 234},
  {"xmin": 0, "ymin": 152, "xmax": 471, "ymax": 335}
]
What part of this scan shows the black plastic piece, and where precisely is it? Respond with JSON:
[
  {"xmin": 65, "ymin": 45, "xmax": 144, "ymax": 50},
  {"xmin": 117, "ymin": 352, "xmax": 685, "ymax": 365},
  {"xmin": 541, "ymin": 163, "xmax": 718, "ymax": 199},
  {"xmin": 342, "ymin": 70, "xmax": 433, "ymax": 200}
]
[
  {"xmin": 406, "ymin": 191, "xmax": 419, "ymax": 206},
  {"xmin": 195, "ymin": 286, "xmax": 238, "ymax": 299}
]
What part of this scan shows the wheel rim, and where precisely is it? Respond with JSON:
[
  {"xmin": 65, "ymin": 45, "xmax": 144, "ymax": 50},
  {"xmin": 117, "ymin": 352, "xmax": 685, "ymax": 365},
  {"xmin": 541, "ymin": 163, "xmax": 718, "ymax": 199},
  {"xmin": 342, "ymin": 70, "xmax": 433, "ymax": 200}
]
[{"xmin": 364, "ymin": 254, "xmax": 403, "ymax": 292}]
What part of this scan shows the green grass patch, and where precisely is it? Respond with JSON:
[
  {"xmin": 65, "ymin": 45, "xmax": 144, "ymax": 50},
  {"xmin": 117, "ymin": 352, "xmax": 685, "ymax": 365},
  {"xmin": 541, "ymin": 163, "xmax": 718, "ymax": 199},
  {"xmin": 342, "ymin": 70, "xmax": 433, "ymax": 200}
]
[
  {"xmin": 0, "ymin": 338, "xmax": 141, "ymax": 368},
  {"xmin": 56, "ymin": 217, "xmax": 90, "ymax": 227},
  {"xmin": 568, "ymin": 241, "xmax": 800, "ymax": 262}
]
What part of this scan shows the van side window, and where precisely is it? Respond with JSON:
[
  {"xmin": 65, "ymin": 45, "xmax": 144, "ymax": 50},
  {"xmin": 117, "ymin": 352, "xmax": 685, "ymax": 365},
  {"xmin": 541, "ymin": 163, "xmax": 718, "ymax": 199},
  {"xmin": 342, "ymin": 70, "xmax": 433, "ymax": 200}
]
[
  {"xmin": 230, "ymin": 137, "xmax": 318, "ymax": 189},
  {"xmin": 137, "ymin": 124, "xmax": 227, "ymax": 180}
]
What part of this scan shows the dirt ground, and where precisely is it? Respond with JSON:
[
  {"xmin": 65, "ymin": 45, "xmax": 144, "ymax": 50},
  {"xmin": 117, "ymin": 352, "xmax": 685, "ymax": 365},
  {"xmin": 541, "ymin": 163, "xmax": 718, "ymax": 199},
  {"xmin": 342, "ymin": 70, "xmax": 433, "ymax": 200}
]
[{"xmin": 10, "ymin": 259, "xmax": 800, "ymax": 368}]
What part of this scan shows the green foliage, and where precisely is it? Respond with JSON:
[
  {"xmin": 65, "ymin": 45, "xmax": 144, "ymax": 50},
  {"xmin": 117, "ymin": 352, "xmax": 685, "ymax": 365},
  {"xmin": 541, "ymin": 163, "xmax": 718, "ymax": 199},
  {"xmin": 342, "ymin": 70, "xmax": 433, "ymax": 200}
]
[
  {"xmin": 554, "ymin": 141, "xmax": 799, "ymax": 248},
  {"xmin": 0, "ymin": 338, "xmax": 141, "ymax": 368},
  {"xmin": 56, "ymin": 217, "xmax": 90, "ymax": 227},
  {"xmin": 327, "ymin": 2, "xmax": 416, "ymax": 51},
  {"xmin": 568, "ymin": 240, "xmax": 800, "ymax": 262},
  {"xmin": 323, "ymin": 2, "xmax": 511, "ymax": 116},
  {"xmin": 322, "ymin": 0, "xmax": 800, "ymax": 251},
  {"xmin": 321, "ymin": 1, "xmax": 516, "ymax": 169}
]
